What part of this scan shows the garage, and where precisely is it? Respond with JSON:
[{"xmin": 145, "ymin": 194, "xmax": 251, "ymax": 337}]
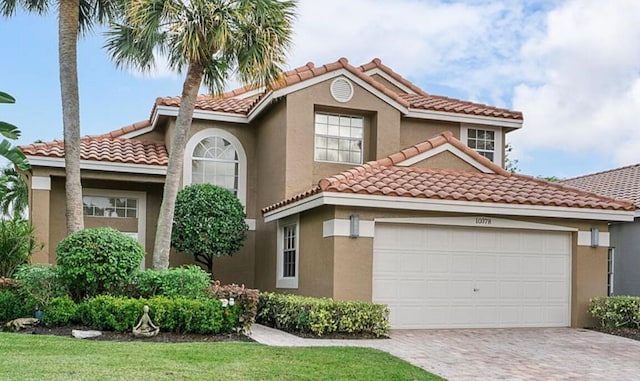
[{"xmin": 373, "ymin": 222, "xmax": 571, "ymax": 329}]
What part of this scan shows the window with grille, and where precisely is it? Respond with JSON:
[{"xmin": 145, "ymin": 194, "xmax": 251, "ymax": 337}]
[
  {"xmin": 467, "ymin": 128, "xmax": 496, "ymax": 161},
  {"xmin": 282, "ymin": 225, "xmax": 296, "ymax": 278},
  {"xmin": 83, "ymin": 196, "xmax": 137, "ymax": 218},
  {"xmin": 314, "ymin": 112, "xmax": 363, "ymax": 164},
  {"xmin": 608, "ymin": 247, "xmax": 615, "ymax": 296},
  {"xmin": 191, "ymin": 136, "xmax": 239, "ymax": 194}
]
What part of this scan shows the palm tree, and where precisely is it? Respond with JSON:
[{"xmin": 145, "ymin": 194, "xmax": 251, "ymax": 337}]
[
  {"xmin": 105, "ymin": 0, "xmax": 296, "ymax": 269},
  {"xmin": 0, "ymin": 166, "xmax": 29, "ymax": 219},
  {"xmin": 0, "ymin": 91, "xmax": 30, "ymax": 171},
  {"xmin": 2, "ymin": 0, "xmax": 118, "ymax": 235}
]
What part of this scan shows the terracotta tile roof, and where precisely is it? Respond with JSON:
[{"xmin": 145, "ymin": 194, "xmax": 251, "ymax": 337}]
[
  {"xmin": 561, "ymin": 164, "xmax": 640, "ymax": 208},
  {"xmin": 20, "ymin": 136, "xmax": 168, "ymax": 166},
  {"xmin": 401, "ymin": 93, "xmax": 522, "ymax": 120},
  {"xmin": 155, "ymin": 94, "xmax": 261, "ymax": 115},
  {"xmin": 262, "ymin": 133, "xmax": 633, "ymax": 214},
  {"xmin": 153, "ymin": 58, "xmax": 522, "ymax": 121},
  {"xmin": 95, "ymin": 120, "xmax": 152, "ymax": 139},
  {"xmin": 358, "ymin": 58, "xmax": 430, "ymax": 97}
]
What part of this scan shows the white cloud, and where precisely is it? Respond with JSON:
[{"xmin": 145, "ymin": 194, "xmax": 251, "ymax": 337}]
[{"xmin": 511, "ymin": 0, "xmax": 640, "ymax": 167}]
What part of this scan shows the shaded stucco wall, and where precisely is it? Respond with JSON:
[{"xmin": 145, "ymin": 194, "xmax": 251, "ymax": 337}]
[
  {"xmin": 415, "ymin": 151, "xmax": 481, "ymax": 172},
  {"xmin": 400, "ymin": 118, "xmax": 460, "ymax": 149},
  {"xmin": 609, "ymin": 220, "xmax": 640, "ymax": 296}
]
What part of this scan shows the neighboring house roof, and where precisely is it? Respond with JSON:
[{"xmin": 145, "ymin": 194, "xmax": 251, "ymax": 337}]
[
  {"xmin": 561, "ymin": 164, "xmax": 640, "ymax": 208},
  {"xmin": 20, "ymin": 136, "xmax": 168, "ymax": 166},
  {"xmin": 262, "ymin": 132, "xmax": 634, "ymax": 215},
  {"xmin": 152, "ymin": 57, "xmax": 523, "ymax": 121}
]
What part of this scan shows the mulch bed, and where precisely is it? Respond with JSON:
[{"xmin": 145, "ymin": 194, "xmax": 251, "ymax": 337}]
[
  {"xmin": 9, "ymin": 325, "xmax": 253, "ymax": 343},
  {"xmin": 589, "ymin": 326, "xmax": 640, "ymax": 342}
]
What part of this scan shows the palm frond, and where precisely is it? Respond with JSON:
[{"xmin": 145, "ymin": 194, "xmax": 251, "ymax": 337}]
[
  {"xmin": 0, "ymin": 140, "xmax": 30, "ymax": 171},
  {"xmin": 0, "ymin": 0, "xmax": 48, "ymax": 17}
]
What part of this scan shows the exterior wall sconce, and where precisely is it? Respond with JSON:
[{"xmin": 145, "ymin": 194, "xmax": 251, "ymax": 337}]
[
  {"xmin": 350, "ymin": 214, "xmax": 360, "ymax": 238},
  {"xmin": 591, "ymin": 227, "xmax": 599, "ymax": 248}
]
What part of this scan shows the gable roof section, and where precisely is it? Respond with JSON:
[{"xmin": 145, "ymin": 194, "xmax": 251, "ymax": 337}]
[
  {"xmin": 263, "ymin": 133, "xmax": 634, "ymax": 222},
  {"xmin": 148, "ymin": 58, "xmax": 522, "ymax": 130},
  {"xmin": 562, "ymin": 164, "xmax": 640, "ymax": 208},
  {"xmin": 20, "ymin": 136, "xmax": 168, "ymax": 174}
]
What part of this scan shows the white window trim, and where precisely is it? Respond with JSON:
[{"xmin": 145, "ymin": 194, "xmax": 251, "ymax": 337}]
[
  {"xmin": 608, "ymin": 247, "xmax": 615, "ymax": 296},
  {"xmin": 183, "ymin": 128, "xmax": 247, "ymax": 207},
  {"xmin": 460, "ymin": 125, "xmax": 503, "ymax": 167},
  {"xmin": 314, "ymin": 112, "xmax": 364, "ymax": 165},
  {"xmin": 82, "ymin": 188, "xmax": 147, "ymax": 267},
  {"xmin": 276, "ymin": 215, "xmax": 299, "ymax": 289}
]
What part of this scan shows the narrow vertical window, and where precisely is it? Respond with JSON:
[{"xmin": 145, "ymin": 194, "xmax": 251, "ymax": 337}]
[
  {"xmin": 608, "ymin": 247, "xmax": 615, "ymax": 296},
  {"xmin": 277, "ymin": 215, "xmax": 299, "ymax": 289}
]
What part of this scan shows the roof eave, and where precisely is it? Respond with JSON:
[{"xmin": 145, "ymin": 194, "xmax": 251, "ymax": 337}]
[
  {"xmin": 25, "ymin": 155, "xmax": 168, "ymax": 176},
  {"xmin": 406, "ymin": 109, "xmax": 523, "ymax": 129},
  {"xmin": 263, "ymin": 192, "xmax": 634, "ymax": 223}
]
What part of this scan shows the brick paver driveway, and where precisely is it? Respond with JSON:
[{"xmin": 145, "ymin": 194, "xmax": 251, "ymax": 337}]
[{"xmin": 251, "ymin": 325, "xmax": 640, "ymax": 380}]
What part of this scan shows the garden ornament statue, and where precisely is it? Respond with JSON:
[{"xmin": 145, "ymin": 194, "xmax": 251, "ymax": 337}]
[{"xmin": 132, "ymin": 305, "xmax": 160, "ymax": 338}]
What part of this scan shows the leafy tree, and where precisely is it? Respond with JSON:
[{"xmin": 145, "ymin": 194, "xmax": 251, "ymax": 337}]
[
  {"xmin": 0, "ymin": 166, "xmax": 28, "ymax": 218},
  {"xmin": 171, "ymin": 184, "xmax": 248, "ymax": 275},
  {"xmin": 105, "ymin": 0, "xmax": 296, "ymax": 269},
  {"xmin": 505, "ymin": 142, "xmax": 519, "ymax": 173},
  {"xmin": 2, "ymin": 1, "xmax": 119, "ymax": 235},
  {"xmin": 0, "ymin": 91, "xmax": 30, "ymax": 171}
]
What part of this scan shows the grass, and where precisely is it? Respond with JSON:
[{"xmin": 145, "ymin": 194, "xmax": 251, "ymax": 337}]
[{"xmin": 0, "ymin": 333, "xmax": 443, "ymax": 381}]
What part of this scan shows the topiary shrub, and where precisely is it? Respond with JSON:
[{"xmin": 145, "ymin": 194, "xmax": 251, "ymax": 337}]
[
  {"xmin": 257, "ymin": 292, "xmax": 390, "ymax": 337},
  {"xmin": 127, "ymin": 265, "xmax": 210, "ymax": 299},
  {"xmin": 56, "ymin": 227, "xmax": 144, "ymax": 301},
  {"xmin": 171, "ymin": 184, "xmax": 248, "ymax": 275}
]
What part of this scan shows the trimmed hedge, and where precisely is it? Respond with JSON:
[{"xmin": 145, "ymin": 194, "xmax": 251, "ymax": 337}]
[
  {"xmin": 0, "ymin": 289, "xmax": 37, "ymax": 322},
  {"xmin": 589, "ymin": 296, "xmax": 640, "ymax": 328},
  {"xmin": 76, "ymin": 295, "xmax": 241, "ymax": 334},
  {"xmin": 257, "ymin": 292, "xmax": 390, "ymax": 337}
]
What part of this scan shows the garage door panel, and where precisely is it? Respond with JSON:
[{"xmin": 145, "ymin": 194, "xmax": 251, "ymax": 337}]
[{"xmin": 373, "ymin": 224, "xmax": 571, "ymax": 329}]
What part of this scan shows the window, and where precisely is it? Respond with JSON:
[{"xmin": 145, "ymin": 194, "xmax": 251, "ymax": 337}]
[
  {"xmin": 608, "ymin": 247, "xmax": 615, "ymax": 296},
  {"xmin": 191, "ymin": 136, "xmax": 239, "ymax": 194},
  {"xmin": 467, "ymin": 128, "xmax": 495, "ymax": 161},
  {"xmin": 83, "ymin": 196, "xmax": 137, "ymax": 218},
  {"xmin": 183, "ymin": 129, "xmax": 247, "ymax": 207},
  {"xmin": 314, "ymin": 112, "xmax": 363, "ymax": 164},
  {"xmin": 277, "ymin": 215, "xmax": 299, "ymax": 288}
]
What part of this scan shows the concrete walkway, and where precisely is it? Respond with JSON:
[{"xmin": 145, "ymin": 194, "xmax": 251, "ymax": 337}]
[{"xmin": 249, "ymin": 324, "xmax": 640, "ymax": 381}]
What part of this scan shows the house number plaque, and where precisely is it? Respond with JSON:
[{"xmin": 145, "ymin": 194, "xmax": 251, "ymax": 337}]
[{"xmin": 475, "ymin": 217, "xmax": 492, "ymax": 225}]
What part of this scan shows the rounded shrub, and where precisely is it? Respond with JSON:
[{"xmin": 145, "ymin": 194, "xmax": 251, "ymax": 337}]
[{"xmin": 56, "ymin": 227, "xmax": 144, "ymax": 301}]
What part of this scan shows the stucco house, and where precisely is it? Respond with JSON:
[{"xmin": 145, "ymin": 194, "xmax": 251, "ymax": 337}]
[
  {"xmin": 19, "ymin": 57, "xmax": 634, "ymax": 329},
  {"xmin": 562, "ymin": 165, "xmax": 640, "ymax": 296}
]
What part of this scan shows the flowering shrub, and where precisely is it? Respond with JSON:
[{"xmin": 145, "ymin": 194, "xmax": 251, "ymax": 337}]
[
  {"xmin": 257, "ymin": 292, "xmax": 390, "ymax": 337},
  {"xmin": 207, "ymin": 282, "xmax": 259, "ymax": 333}
]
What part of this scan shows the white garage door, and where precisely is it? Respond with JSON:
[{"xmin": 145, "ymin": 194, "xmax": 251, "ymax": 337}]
[{"xmin": 373, "ymin": 224, "xmax": 571, "ymax": 329}]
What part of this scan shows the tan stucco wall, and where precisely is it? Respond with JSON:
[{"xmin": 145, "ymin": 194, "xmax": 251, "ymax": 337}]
[
  {"xmin": 284, "ymin": 77, "xmax": 402, "ymax": 196},
  {"xmin": 291, "ymin": 207, "xmax": 334, "ymax": 297},
  {"xmin": 400, "ymin": 118, "xmax": 460, "ymax": 149},
  {"xmin": 413, "ymin": 151, "xmax": 481, "ymax": 172},
  {"xmin": 254, "ymin": 100, "xmax": 288, "ymax": 290}
]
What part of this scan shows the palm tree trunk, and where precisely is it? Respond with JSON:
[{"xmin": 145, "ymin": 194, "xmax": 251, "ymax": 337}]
[
  {"xmin": 59, "ymin": 0, "xmax": 84, "ymax": 234},
  {"xmin": 152, "ymin": 62, "xmax": 205, "ymax": 269}
]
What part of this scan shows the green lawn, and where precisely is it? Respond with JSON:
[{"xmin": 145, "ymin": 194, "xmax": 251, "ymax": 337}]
[{"xmin": 0, "ymin": 333, "xmax": 443, "ymax": 381}]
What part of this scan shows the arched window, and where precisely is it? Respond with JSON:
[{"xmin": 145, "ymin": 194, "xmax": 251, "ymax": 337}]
[{"xmin": 184, "ymin": 129, "xmax": 247, "ymax": 206}]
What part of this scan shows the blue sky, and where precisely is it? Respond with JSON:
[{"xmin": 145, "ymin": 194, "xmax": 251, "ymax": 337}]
[{"xmin": 2, "ymin": 0, "xmax": 639, "ymax": 179}]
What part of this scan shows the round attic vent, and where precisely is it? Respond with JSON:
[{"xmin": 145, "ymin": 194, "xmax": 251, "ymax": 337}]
[{"xmin": 330, "ymin": 78, "xmax": 354, "ymax": 103}]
